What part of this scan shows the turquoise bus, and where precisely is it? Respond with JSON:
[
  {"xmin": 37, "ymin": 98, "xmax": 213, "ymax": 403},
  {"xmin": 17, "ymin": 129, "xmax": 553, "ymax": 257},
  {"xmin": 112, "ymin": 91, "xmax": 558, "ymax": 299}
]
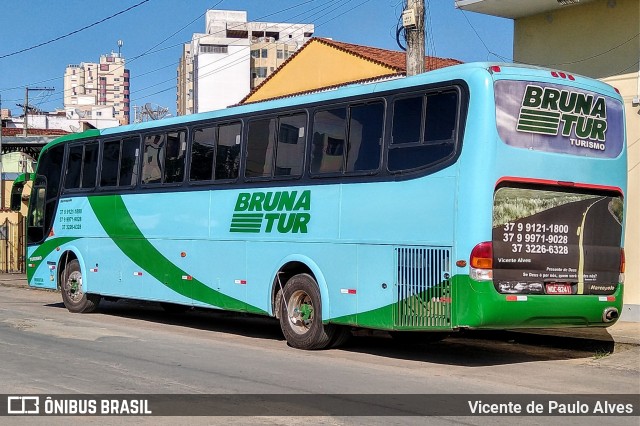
[{"xmin": 16, "ymin": 63, "xmax": 627, "ymax": 349}]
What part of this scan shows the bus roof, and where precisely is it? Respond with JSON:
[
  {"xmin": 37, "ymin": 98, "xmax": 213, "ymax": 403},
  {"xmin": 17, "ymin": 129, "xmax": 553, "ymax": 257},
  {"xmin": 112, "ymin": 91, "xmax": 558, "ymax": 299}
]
[{"xmin": 39, "ymin": 62, "xmax": 622, "ymax": 153}]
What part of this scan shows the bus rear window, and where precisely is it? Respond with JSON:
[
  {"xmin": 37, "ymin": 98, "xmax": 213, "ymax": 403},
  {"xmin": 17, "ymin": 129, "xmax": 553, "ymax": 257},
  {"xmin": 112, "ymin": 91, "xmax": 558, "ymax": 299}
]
[{"xmin": 495, "ymin": 80, "xmax": 624, "ymax": 158}]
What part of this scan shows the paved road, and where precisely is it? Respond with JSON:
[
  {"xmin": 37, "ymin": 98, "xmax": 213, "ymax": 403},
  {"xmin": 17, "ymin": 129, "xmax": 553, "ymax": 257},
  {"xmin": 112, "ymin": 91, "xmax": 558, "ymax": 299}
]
[{"xmin": 0, "ymin": 285, "xmax": 638, "ymax": 425}]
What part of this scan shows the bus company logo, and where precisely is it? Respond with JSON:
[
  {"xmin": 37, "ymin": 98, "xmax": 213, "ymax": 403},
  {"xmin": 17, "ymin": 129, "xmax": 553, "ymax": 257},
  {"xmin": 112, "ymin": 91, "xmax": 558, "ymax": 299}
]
[
  {"xmin": 230, "ymin": 190, "xmax": 311, "ymax": 234},
  {"xmin": 7, "ymin": 396, "xmax": 40, "ymax": 414},
  {"xmin": 516, "ymin": 84, "xmax": 608, "ymax": 149}
]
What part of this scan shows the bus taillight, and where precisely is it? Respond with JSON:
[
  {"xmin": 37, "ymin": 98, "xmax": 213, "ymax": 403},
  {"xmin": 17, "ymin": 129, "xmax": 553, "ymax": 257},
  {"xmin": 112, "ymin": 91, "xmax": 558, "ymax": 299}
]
[
  {"xmin": 620, "ymin": 248, "xmax": 625, "ymax": 283},
  {"xmin": 470, "ymin": 242, "xmax": 493, "ymax": 281}
]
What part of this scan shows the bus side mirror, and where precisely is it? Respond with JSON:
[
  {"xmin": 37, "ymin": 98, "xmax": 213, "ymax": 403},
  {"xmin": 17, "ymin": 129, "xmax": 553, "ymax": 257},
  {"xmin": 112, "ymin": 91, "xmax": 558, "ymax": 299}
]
[
  {"xmin": 9, "ymin": 173, "xmax": 34, "ymax": 212},
  {"xmin": 10, "ymin": 182, "xmax": 25, "ymax": 212}
]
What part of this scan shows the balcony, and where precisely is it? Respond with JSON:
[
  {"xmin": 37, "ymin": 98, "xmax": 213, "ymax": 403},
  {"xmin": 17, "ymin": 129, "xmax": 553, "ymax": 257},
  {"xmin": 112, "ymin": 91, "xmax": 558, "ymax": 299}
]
[{"xmin": 454, "ymin": 0, "xmax": 594, "ymax": 19}]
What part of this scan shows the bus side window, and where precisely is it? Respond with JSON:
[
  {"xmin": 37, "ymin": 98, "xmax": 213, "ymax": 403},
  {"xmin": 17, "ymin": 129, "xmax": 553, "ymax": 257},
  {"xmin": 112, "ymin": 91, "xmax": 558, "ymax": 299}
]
[
  {"xmin": 346, "ymin": 102, "xmax": 384, "ymax": 173},
  {"xmin": 216, "ymin": 122, "xmax": 241, "ymax": 180},
  {"xmin": 64, "ymin": 145, "xmax": 84, "ymax": 189},
  {"xmin": 119, "ymin": 137, "xmax": 139, "ymax": 187},
  {"xmin": 164, "ymin": 131, "xmax": 186, "ymax": 184},
  {"xmin": 246, "ymin": 118, "xmax": 276, "ymax": 178},
  {"xmin": 66, "ymin": 142, "xmax": 98, "ymax": 191},
  {"xmin": 275, "ymin": 113, "xmax": 306, "ymax": 177},
  {"xmin": 388, "ymin": 91, "xmax": 459, "ymax": 172},
  {"xmin": 142, "ymin": 134, "xmax": 165, "ymax": 184},
  {"xmin": 82, "ymin": 142, "xmax": 99, "ymax": 189},
  {"xmin": 311, "ymin": 108, "xmax": 347, "ymax": 174},
  {"xmin": 190, "ymin": 126, "xmax": 216, "ymax": 181},
  {"xmin": 100, "ymin": 140, "xmax": 121, "ymax": 187}
]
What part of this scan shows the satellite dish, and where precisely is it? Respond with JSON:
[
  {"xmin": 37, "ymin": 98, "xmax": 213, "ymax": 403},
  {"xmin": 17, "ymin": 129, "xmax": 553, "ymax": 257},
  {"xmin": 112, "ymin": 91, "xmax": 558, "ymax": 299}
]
[{"xmin": 74, "ymin": 108, "xmax": 88, "ymax": 118}]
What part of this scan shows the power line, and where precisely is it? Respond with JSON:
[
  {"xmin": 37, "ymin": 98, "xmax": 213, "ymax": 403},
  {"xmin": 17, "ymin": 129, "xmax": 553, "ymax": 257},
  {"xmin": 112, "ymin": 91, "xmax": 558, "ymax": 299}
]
[
  {"xmin": 458, "ymin": 8, "xmax": 511, "ymax": 62},
  {"xmin": 0, "ymin": 0, "xmax": 151, "ymax": 60},
  {"xmin": 1, "ymin": 0, "xmax": 324, "ymax": 107}
]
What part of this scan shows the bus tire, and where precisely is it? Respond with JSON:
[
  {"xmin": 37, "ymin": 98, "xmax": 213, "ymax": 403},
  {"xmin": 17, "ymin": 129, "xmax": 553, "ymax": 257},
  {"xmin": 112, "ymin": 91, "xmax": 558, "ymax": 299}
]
[
  {"xmin": 328, "ymin": 325, "xmax": 351, "ymax": 348},
  {"xmin": 61, "ymin": 259, "xmax": 100, "ymax": 313},
  {"xmin": 279, "ymin": 273, "xmax": 335, "ymax": 350}
]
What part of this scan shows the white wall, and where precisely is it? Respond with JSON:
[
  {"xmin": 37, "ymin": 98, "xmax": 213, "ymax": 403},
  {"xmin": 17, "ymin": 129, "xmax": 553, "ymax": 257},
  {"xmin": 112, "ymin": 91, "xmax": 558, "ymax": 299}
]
[{"xmin": 195, "ymin": 40, "xmax": 251, "ymax": 112}]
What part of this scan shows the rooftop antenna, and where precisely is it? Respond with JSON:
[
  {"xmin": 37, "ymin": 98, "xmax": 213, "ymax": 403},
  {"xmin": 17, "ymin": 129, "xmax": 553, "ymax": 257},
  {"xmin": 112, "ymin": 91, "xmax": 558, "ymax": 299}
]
[{"xmin": 117, "ymin": 39, "xmax": 124, "ymax": 57}]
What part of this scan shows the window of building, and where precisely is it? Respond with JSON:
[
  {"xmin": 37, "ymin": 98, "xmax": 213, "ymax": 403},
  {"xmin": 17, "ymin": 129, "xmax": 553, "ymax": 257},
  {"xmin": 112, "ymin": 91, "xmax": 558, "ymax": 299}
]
[
  {"xmin": 251, "ymin": 50, "xmax": 260, "ymax": 58},
  {"xmin": 200, "ymin": 44, "xmax": 228, "ymax": 54},
  {"xmin": 277, "ymin": 50, "xmax": 284, "ymax": 59},
  {"xmin": 388, "ymin": 90, "xmax": 459, "ymax": 172},
  {"xmin": 261, "ymin": 48, "xmax": 268, "ymax": 58},
  {"xmin": 255, "ymin": 67, "xmax": 268, "ymax": 78},
  {"xmin": 100, "ymin": 64, "xmax": 109, "ymax": 71},
  {"xmin": 106, "ymin": 56, "xmax": 115, "ymax": 62}
]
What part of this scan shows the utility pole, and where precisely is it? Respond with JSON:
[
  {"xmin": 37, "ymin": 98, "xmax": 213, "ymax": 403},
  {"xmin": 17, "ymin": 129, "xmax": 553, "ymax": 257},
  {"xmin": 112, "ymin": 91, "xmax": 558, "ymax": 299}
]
[
  {"xmin": 0, "ymin": 94, "xmax": 3, "ymax": 209},
  {"xmin": 23, "ymin": 87, "xmax": 54, "ymax": 136},
  {"xmin": 404, "ymin": 0, "xmax": 425, "ymax": 76}
]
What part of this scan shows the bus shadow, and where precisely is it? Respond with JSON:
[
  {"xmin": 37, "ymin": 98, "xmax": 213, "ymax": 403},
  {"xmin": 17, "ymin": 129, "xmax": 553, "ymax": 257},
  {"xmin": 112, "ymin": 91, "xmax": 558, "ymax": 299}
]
[
  {"xmin": 45, "ymin": 299, "xmax": 614, "ymax": 366},
  {"xmin": 338, "ymin": 330, "xmax": 615, "ymax": 366}
]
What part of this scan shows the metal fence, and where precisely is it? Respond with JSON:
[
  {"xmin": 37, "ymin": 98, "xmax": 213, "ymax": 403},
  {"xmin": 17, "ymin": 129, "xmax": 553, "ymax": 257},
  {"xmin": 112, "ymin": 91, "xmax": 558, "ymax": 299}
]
[{"xmin": 0, "ymin": 217, "xmax": 25, "ymax": 273}]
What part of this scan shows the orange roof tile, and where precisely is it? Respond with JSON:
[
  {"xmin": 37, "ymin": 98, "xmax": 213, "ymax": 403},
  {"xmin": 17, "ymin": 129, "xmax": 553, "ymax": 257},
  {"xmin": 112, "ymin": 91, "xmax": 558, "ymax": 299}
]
[
  {"xmin": 240, "ymin": 37, "xmax": 462, "ymax": 105},
  {"xmin": 314, "ymin": 38, "xmax": 462, "ymax": 72},
  {"xmin": 0, "ymin": 128, "xmax": 70, "ymax": 137}
]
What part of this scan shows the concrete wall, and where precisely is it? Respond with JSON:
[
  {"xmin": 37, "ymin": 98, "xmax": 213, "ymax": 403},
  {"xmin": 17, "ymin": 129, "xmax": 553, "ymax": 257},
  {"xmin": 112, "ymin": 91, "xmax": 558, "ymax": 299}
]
[
  {"xmin": 194, "ymin": 39, "xmax": 251, "ymax": 112},
  {"xmin": 514, "ymin": 0, "xmax": 640, "ymax": 320}
]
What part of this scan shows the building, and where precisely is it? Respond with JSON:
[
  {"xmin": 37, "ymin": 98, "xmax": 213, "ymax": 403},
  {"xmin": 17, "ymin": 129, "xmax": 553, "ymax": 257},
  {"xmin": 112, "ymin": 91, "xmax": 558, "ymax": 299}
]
[
  {"xmin": 240, "ymin": 38, "xmax": 462, "ymax": 105},
  {"xmin": 176, "ymin": 10, "xmax": 314, "ymax": 115},
  {"xmin": 64, "ymin": 52, "xmax": 131, "ymax": 125},
  {"xmin": 176, "ymin": 43, "xmax": 195, "ymax": 117},
  {"xmin": 455, "ymin": 0, "xmax": 640, "ymax": 321}
]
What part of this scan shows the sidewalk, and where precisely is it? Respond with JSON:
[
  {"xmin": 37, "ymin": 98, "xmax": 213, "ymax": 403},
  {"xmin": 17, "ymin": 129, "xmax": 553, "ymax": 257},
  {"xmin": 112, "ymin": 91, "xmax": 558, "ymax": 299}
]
[{"xmin": 0, "ymin": 272, "xmax": 638, "ymax": 349}]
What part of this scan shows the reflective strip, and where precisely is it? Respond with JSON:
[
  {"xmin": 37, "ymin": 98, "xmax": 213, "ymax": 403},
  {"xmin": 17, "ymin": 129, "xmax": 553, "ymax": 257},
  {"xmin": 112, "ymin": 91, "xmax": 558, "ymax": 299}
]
[
  {"xmin": 90, "ymin": 268, "xmax": 98, "ymax": 273},
  {"xmin": 340, "ymin": 289, "xmax": 357, "ymax": 294},
  {"xmin": 133, "ymin": 272, "xmax": 143, "ymax": 276},
  {"xmin": 599, "ymin": 296, "xmax": 616, "ymax": 302},
  {"xmin": 234, "ymin": 279, "xmax": 247, "ymax": 285},
  {"xmin": 181, "ymin": 275, "xmax": 192, "ymax": 281},
  {"xmin": 506, "ymin": 295, "xmax": 528, "ymax": 302}
]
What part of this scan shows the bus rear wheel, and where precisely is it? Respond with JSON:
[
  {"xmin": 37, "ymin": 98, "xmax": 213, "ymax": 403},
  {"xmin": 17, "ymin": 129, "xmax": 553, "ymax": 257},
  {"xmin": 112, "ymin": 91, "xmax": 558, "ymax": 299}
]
[
  {"xmin": 279, "ymin": 273, "xmax": 335, "ymax": 350},
  {"xmin": 61, "ymin": 259, "xmax": 100, "ymax": 313}
]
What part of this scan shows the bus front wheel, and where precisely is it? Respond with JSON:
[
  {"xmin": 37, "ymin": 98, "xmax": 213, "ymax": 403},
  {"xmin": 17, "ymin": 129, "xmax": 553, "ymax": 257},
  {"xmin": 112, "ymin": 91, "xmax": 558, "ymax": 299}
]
[
  {"xmin": 279, "ymin": 273, "xmax": 335, "ymax": 350},
  {"xmin": 61, "ymin": 259, "xmax": 100, "ymax": 313}
]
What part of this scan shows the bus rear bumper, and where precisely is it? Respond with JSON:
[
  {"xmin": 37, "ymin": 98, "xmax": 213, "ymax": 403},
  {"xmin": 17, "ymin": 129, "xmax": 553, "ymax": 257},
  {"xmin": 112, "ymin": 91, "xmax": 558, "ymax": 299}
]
[{"xmin": 454, "ymin": 276, "xmax": 624, "ymax": 329}]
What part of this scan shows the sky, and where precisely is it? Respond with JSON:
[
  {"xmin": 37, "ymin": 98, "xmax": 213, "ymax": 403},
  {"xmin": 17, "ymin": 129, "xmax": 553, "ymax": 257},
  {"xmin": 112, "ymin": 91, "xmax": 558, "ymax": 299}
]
[{"xmin": 0, "ymin": 0, "xmax": 513, "ymax": 118}]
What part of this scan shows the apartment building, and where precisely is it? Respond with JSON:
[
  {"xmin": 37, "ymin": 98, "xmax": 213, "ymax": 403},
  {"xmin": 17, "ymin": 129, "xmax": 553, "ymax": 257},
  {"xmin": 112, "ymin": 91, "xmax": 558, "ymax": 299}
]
[
  {"xmin": 64, "ymin": 52, "xmax": 131, "ymax": 126},
  {"xmin": 177, "ymin": 10, "xmax": 313, "ymax": 115}
]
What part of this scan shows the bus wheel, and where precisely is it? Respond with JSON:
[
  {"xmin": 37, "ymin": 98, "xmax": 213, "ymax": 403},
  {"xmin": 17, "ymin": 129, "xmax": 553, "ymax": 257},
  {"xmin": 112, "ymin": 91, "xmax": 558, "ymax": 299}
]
[
  {"xmin": 61, "ymin": 260, "xmax": 100, "ymax": 313},
  {"xmin": 279, "ymin": 273, "xmax": 334, "ymax": 350}
]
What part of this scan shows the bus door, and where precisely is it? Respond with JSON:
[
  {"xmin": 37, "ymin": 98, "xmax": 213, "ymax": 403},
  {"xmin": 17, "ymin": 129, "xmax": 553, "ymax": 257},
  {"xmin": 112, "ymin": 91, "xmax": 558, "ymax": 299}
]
[{"xmin": 26, "ymin": 176, "xmax": 48, "ymax": 244}]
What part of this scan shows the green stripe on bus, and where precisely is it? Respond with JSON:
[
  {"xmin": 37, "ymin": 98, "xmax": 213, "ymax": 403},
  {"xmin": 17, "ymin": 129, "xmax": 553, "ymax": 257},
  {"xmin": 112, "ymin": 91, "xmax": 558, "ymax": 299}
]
[
  {"xmin": 27, "ymin": 237, "xmax": 80, "ymax": 282},
  {"xmin": 520, "ymin": 108, "xmax": 561, "ymax": 118},
  {"xmin": 88, "ymin": 195, "xmax": 267, "ymax": 315}
]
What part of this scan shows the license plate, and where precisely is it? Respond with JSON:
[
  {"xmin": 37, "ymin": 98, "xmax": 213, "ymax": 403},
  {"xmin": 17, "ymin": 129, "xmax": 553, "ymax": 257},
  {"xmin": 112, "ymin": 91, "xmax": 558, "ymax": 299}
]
[{"xmin": 546, "ymin": 283, "xmax": 572, "ymax": 295}]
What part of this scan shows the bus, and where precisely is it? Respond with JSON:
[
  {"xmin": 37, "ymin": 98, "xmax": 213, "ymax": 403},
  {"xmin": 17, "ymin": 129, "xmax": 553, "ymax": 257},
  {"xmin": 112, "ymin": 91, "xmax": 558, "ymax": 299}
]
[{"xmin": 15, "ymin": 62, "xmax": 627, "ymax": 350}]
